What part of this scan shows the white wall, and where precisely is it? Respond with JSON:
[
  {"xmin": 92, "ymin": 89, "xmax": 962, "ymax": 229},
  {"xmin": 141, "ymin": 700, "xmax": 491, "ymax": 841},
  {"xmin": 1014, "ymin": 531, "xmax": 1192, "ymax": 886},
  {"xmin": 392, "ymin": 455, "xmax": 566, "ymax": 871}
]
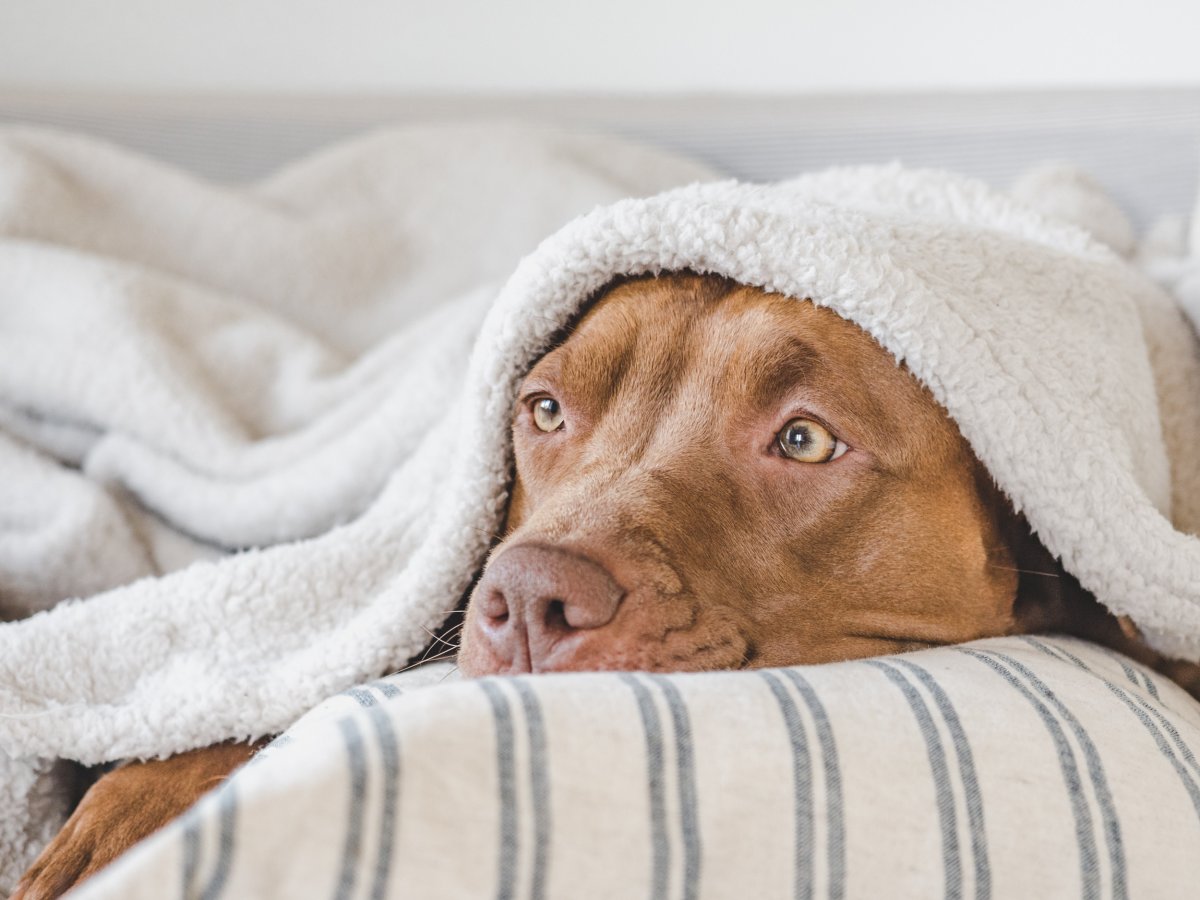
[{"xmin": 1, "ymin": 0, "xmax": 1198, "ymax": 94}]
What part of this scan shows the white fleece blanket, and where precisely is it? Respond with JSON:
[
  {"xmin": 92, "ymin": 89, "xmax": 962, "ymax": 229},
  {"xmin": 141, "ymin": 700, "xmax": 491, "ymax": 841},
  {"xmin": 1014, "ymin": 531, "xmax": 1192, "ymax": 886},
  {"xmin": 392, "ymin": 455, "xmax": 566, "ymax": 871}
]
[
  {"xmin": 3, "ymin": 125, "xmax": 1200, "ymax": 891},
  {"xmin": 0, "ymin": 123, "xmax": 718, "ymax": 887}
]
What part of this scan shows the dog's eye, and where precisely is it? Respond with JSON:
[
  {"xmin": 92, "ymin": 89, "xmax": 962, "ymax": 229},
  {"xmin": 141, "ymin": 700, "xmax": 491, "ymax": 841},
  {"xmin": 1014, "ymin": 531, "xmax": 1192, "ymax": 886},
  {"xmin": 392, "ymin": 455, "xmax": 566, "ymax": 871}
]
[
  {"xmin": 778, "ymin": 418, "xmax": 848, "ymax": 463},
  {"xmin": 532, "ymin": 397, "xmax": 565, "ymax": 432}
]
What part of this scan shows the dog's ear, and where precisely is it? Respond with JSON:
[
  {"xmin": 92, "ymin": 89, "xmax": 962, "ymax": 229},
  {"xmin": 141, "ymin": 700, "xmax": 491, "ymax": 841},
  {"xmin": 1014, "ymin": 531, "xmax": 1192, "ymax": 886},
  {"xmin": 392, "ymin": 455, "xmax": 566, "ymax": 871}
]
[
  {"xmin": 1005, "ymin": 512, "xmax": 1131, "ymax": 644},
  {"xmin": 969, "ymin": 461, "xmax": 1147, "ymax": 655},
  {"xmin": 1006, "ymin": 518, "xmax": 1077, "ymax": 634},
  {"xmin": 977, "ymin": 473, "xmax": 1200, "ymax": 698},
  {"xmin": 1004, "ymin": 513, "xmax": 1200, "ymax": 690}
]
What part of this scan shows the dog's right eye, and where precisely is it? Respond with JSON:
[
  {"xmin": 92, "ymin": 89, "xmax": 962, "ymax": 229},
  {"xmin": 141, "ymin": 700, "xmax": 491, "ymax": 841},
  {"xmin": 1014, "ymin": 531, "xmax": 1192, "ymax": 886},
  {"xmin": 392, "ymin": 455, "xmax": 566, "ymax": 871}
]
[
  {"xmin": 777, "ymin": 417, "xmax": 847, "ymax": 463},
  {"xmin": 532, "ymin": 397, "xmax": 565, "ymax": 432}
]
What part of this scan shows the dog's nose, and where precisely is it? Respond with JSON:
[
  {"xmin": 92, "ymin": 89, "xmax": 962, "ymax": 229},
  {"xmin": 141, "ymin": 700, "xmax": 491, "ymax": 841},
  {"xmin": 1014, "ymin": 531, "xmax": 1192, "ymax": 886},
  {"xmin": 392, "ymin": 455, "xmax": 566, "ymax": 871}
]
[{"xmin": 472, "ymin": 543, "xmax": 625, "ymax": 671}]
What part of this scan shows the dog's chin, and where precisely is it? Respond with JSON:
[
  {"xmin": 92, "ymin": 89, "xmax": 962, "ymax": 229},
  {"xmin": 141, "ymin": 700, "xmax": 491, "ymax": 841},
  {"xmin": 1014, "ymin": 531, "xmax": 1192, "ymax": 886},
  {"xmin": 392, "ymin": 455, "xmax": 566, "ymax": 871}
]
[{"xmin": 455, "ymin": 627, "xmax": 753, "ymax": 678}]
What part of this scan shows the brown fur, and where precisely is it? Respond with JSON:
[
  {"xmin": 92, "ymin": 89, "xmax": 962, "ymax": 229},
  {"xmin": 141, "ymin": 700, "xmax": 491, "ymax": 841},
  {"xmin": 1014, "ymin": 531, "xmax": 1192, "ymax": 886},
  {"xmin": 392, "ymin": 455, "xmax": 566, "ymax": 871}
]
[
  {"xmin": 17, "ymin": 271, "xmax": 1195, "ymax": 898},
  {"xmin": 14, "ymin": 742, "xmax": 262, "ymax": 900}
]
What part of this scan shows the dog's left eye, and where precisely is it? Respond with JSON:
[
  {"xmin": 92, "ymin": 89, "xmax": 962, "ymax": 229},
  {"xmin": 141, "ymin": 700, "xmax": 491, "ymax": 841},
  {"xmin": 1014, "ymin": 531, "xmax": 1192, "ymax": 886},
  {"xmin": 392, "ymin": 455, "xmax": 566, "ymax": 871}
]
[
  {"xmin": 777, "ymin": 418, "xmax": 848, "ymax": 463},
  {"xmin": 532, "ymin": 397, "xmax": 565, "ymax": 432}
]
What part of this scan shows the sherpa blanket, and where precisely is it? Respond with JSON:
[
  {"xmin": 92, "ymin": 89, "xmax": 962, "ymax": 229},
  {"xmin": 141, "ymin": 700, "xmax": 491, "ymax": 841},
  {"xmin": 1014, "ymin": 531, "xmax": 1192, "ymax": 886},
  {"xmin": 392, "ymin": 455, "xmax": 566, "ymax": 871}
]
[
  {"xmin": 0, "ymin": 123, "xmax": 718, "ymax": 887},
  {"xmin": 4, "ymin": 123, "xmax": 1200, "ymax": 893}
]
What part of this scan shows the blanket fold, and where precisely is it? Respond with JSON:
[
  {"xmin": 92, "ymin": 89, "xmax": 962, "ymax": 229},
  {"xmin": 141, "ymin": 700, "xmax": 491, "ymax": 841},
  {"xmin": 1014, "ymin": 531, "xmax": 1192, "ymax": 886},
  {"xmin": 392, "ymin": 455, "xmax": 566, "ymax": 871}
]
[{"xmin": 0, "ymin": 124, "xmax": 719, "ymax": 886}]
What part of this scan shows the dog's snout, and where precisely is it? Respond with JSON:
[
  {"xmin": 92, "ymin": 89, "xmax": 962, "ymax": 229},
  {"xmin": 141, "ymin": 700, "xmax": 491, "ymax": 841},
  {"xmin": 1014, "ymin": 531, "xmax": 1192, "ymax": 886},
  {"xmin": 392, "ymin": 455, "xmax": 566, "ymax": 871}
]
[{"xmin": 472, "ymin": 544, "xmax": 625, "ymax": 671}]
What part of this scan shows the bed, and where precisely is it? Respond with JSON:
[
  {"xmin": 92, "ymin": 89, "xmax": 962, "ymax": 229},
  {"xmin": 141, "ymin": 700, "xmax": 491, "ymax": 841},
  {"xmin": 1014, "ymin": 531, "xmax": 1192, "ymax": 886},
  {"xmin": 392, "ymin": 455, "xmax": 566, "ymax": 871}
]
[{"xmin": 2, "ymin": 89, "xmax": 1200, "ymax": 899}]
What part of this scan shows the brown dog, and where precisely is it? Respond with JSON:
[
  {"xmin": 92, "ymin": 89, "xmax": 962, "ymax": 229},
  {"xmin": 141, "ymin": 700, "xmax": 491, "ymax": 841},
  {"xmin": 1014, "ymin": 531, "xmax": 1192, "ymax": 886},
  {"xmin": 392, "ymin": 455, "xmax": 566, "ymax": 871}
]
[{"xmin": 16, "ymin": 272, "xmax": 1189, "ymax": 898}]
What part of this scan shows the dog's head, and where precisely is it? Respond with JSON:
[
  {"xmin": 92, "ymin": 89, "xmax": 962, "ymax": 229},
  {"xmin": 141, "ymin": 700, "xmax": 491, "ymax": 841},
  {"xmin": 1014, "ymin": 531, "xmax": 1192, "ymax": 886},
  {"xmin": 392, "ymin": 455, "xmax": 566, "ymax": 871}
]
[{"xmin": 456, "ymin": 272, "xmax": 1101, "ymax": 677}]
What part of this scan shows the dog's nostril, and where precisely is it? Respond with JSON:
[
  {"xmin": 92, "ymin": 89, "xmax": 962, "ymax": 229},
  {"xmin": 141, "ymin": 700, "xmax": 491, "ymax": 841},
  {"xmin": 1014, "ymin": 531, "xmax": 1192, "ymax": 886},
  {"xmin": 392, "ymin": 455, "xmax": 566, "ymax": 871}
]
[
  {"xmin": 543, "ymin": 599, "xmax": 568, "ymax": 630},
  {"xmin": 481, "ymin": 588, "xmax": 510, "ymax": 624}
]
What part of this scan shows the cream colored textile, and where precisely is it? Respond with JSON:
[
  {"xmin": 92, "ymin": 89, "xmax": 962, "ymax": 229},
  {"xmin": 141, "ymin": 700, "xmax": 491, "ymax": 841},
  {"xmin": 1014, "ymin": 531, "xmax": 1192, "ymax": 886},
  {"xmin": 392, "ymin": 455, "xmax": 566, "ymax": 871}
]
[
  {"xmin": 78, "ymin": 637, "xmax": 1200, "ymax": 899},
  {"xmin": 0, "ymin": 124, "xmax": 716, "ymax": 887}
]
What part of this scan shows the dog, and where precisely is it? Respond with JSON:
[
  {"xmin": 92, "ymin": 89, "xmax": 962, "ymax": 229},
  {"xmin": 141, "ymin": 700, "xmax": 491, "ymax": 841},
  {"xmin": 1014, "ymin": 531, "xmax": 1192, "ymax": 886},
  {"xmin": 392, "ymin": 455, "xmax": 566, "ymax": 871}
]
[{"xmin": 16, "ymin": 271, "xmax": 1194, "ymax": 898}]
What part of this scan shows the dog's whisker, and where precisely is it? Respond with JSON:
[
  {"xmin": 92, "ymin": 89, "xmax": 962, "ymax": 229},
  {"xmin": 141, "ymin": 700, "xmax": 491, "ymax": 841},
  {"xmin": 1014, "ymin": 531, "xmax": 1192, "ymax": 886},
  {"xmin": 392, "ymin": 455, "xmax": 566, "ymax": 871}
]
[
  {"xmin": 465, "ymin": 523, "xmax": 506, "ymax": 541},
  {"xmin": 987, "ymin": 564, "xmax": 1062, "ymax": 577},
  {"xmin": 392, "ymin": 648, "xmax": 459, "ymax": 675},
  {"xmin": 418, "ymin": 640, "xmax": 461, "ymax": 660},
  {"xmin": 414, "ymin": 636, "xmax": 463, "ymax": 661},
  {"xmin": 419, "ymin": 624, "xmax": 462, "ymax": 652}
]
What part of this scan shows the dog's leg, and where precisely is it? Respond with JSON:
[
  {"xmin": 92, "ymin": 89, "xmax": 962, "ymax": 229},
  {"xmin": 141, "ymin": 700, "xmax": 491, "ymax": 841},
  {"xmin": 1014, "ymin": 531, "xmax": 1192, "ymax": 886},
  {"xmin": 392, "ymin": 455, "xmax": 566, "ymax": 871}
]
[{"xmin": 13, "ymin": 741, "xmax": 262, "ymax": 900}]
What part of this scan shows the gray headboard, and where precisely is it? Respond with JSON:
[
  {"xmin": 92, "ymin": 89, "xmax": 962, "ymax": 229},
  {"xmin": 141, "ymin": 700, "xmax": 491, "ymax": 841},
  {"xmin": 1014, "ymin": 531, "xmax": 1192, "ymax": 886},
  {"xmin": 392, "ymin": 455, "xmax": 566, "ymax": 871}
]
[{"xmin": 1, "ymin": 89, "xmax": 1197, "ymax": 230}]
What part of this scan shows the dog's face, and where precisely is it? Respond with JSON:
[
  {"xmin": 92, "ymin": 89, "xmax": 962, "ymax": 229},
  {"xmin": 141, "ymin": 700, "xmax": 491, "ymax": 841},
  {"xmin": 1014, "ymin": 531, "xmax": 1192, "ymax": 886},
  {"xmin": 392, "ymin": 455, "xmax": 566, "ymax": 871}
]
[{"xmin": 457, "ymin": 273, "xmax": 1030, "ymax": 677}]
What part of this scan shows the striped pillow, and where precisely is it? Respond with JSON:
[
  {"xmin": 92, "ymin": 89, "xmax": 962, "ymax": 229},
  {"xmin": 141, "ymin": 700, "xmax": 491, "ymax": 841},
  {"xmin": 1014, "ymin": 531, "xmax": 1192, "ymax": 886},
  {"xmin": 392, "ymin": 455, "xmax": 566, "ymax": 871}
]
[{"xmin": 76, "ymin": 635, "xmax": 1200, "ymax": 899}]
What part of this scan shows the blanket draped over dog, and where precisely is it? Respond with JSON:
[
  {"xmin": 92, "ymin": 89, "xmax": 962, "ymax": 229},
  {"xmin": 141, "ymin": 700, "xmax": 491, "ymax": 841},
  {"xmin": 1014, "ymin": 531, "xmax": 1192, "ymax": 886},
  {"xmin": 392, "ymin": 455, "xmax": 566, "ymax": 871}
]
[{"xmin": 2, "ymin": 124, "xmax": 1200, "ymax": 886}]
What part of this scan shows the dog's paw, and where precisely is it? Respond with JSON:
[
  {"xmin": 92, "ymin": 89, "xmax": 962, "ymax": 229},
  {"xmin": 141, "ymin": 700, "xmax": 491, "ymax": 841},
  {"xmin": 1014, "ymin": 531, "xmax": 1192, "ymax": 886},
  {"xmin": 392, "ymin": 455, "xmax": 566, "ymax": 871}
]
[
  {"xmin": 13, "ymin": 742, "xmax": 260, "ymax": 899},
  {"xmin": 12, "ymin": 761, "xmax": 185, "ymax": 899}
]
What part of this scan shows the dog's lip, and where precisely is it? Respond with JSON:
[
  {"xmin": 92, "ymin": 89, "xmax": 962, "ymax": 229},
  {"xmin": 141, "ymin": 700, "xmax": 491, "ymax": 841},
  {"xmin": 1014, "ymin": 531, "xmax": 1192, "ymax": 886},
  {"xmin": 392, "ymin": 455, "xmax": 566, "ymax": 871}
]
[
  {"xmin": 526, "ymin": 631, "xmax": 597, "ymax": 673},
  {"xmin": 462, "ymin": 619, "xmax": 759, "ymax": 676}
]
